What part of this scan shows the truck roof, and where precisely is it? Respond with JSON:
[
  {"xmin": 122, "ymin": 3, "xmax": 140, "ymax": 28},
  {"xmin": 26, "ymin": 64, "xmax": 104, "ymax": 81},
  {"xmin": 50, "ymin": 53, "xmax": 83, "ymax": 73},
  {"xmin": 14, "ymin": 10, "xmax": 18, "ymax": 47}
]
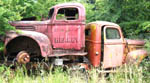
[
  {"xmin": 52, "ymin": 2, "xmax": 85, "ymax": 8},
  {"xmin": 51, "ymin": 2, "xmax": 86, "ymax": 21},
  {"xmin": 86, "ymin": 21, "xmax": 120, "ymax": 27}
]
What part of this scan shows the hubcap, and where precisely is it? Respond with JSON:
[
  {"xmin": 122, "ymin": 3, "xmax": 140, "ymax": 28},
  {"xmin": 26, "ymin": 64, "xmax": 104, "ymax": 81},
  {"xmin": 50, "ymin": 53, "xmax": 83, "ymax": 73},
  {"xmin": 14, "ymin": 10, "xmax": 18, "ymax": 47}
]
[{"xmin": 16, "ymin": 51, "xmax": 30, "ymax": 64}]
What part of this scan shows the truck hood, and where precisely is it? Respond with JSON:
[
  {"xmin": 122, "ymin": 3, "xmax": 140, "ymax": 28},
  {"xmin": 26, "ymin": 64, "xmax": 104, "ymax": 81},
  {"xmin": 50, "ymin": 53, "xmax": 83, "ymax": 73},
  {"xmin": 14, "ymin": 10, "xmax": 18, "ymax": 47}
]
[
  {"xmin": 9, "ymin": 20, "xmax": 50, "ymax": 26},
  {"xmin": 125, "ymin": 39, "xmax": 145, "ymax": 45},
  {"xmin": 9, "ymin": 20, "xmax": 50, "ymax": 31}
]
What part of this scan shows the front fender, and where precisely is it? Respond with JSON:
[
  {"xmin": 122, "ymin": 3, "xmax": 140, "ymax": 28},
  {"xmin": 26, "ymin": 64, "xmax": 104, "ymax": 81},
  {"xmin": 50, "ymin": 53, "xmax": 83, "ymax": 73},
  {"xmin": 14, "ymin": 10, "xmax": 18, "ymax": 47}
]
[
  {"xmin": 5, "ymin": 30, "xmax": 52, "ymax": 57},
  {"xmin": 125, "ymin": 49, "xmax": 147, "ymax": 65}
]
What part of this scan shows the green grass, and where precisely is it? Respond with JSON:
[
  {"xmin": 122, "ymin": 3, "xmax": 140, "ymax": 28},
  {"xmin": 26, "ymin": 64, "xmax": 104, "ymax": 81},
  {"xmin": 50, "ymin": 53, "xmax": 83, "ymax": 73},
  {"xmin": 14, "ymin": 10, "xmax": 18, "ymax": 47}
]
[
  {"xmin": 0, "ymin": 58, "xmax": 149, "ymax": 83},
  {"xmin": 0, "ymin": 39, "xmax": 150, "ymax": 83}
]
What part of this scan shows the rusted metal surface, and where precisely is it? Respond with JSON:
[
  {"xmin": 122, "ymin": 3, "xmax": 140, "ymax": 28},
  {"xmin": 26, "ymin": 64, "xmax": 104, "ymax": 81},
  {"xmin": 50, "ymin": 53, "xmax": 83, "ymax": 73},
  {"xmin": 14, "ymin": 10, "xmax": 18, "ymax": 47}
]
[
  {"xmin": 126, "ymin": 39, "xmax": 145, "ymax": 45},
  {"xmin": 126, "ymin": 49, "xmax": 147, "ymax": 65},
  {"xmin": 85, "ymin": 21, "xmax": 126, "ymax": 68},
  {"xmin": 85, "ymin": 23, "xmax": 101, "ymax": 67},
  {"xmin": 5, "ymin": 30, "xmax": 52, "ymax": 58},
  {"xmin": 52, "ymin": 24, "xmax": 84, "ymax": 50},
  {"xmin": 16, "ymin": 51, "xmax": 30, "ymax": 64},
  {"xmin": 9, "ymin": 20, "xmax": 49, "ymax": 26},
  {"xmin": 125, "ymin": 39, "xmax": 145, "ymax": 52},
  {"xmin": 103, "ymin": 25, "xmax": 125, "ymax": 68},
  {"xmin": 52, "ymin": 3, "xmax": 86, "ymax": 21},
  {"xmin": 7, "ymin": 3, "xmax": 86, "ymax": 58},
  {"xmin": 2, "ymin": 3, "xmax": 87, "ymax": 69},
  {"xmin": 51, "ymin": 3, "xmax": 85, "ymax": 50},
  {"xmin": 85, "ymin": 21, "xmax": 148, "ymax": 68}
]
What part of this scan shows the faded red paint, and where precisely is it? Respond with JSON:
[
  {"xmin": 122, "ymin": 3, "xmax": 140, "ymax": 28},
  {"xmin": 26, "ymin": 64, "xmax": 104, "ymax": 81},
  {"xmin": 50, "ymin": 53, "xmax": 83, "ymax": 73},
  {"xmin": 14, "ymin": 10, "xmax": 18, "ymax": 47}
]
[
  {"xmin": 85, "ymin": 21, "xmax": 147, "ymax": 68},
  {"xmin": 126, "ymin": 49, "xmax": 147, "ymax": 65},
  {"xmin": 16, "ymin": 51, "xmax": 30, "ymax": 64},
  {"xmin": 126, "ymin": 39, "xmax": 145, "ymax": 45},
  {"xmin": 6, "ymin": 3, "xmax": 86, "ymax": 58},
  {"xmin": 3, "ymin": 3, "xmax": 147, "ymax": 69},
  {"xmin": 5, "ymin": 30, "xmax": 52, "ymax": 57},
  {"xmin": 51, "ymin": 3, "xmax": 85, "ymax": 50},
  {"xmin": 85, "ymin": 23, "xmax": 101, "ymax": 67}
]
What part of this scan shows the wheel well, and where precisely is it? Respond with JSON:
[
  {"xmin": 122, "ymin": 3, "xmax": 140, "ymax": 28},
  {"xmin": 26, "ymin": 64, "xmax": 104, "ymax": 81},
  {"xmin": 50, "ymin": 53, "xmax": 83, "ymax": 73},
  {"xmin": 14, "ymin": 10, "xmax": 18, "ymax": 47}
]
[{"xmin": 6, "ymin": 36, "xmax": 41, "ymax": 59}]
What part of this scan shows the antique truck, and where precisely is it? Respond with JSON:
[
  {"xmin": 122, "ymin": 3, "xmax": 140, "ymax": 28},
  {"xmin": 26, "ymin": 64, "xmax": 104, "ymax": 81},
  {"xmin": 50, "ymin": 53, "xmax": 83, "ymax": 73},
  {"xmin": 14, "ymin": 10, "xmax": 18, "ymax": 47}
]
[
  {"xmin": 2, "ymin": 3, "xmax": 147, "ymax": 69},
  {"xmin": 85, "ymin": 21, "xmax": 147, "ymax": 68},
  {"xmin": 4, "ymin": 3, "xmax": 87, "ymax": 66}
]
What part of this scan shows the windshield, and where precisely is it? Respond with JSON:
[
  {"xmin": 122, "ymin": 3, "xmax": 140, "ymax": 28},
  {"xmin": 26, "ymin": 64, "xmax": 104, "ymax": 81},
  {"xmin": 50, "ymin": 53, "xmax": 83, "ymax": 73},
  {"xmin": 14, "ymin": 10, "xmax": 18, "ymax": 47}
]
[{"xmin": 48, "ymin": 8, "xmax": 54, "ymax": 19}]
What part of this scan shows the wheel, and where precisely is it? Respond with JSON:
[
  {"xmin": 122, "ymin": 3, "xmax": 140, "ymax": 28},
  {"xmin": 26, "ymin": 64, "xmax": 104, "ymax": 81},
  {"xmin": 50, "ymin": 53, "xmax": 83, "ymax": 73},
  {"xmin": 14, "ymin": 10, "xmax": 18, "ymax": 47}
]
[{"xmin": 16, "ymin": 51, "xmax": 30, "ymax": 64}]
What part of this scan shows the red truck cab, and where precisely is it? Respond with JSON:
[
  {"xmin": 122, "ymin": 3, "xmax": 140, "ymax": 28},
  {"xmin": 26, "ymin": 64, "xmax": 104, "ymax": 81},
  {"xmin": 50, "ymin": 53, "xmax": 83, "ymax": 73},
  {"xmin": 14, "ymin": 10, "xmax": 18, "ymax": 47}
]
[
  {"xmin": 85, "ymin": 21, "xmax": 147, "ymax": 68},
  {"xmin": 49, "ymin": 3, "xmax": 85, "ymax": 51},
  {"xmin": 5, "ymin": 3, "xmax": 86, "ymax": 64}
]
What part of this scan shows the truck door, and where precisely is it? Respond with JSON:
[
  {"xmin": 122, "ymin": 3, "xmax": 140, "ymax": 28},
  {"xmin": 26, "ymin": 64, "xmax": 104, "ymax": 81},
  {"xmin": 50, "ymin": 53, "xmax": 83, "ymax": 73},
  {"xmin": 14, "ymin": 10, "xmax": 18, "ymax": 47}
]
[
  {"xmin": 103, "ymin": 26, "xmax": 125, "ymax": 68},
  {"xmin": 52, "ymin": 7, "xmax": 84, "ymax": 50}
]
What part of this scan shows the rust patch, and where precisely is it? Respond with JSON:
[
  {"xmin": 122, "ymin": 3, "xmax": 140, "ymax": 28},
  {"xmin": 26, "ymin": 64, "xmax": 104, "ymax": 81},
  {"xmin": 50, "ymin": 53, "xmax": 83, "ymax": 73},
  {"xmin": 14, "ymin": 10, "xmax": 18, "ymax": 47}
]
[{"xmin": 16, "ymin": 51, "xmax": 30, "ymax": 64}]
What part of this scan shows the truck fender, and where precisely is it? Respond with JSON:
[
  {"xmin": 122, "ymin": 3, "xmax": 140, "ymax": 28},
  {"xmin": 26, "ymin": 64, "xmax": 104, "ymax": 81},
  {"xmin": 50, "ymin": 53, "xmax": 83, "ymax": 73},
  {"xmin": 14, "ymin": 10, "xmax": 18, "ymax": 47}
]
[
  {"xmin": 5, "ymin": 30, "xmax": 52, "ymax": 57},
  {"xmin": 125, "ymin": 49, "xmax": 147, "ymax": 65}
]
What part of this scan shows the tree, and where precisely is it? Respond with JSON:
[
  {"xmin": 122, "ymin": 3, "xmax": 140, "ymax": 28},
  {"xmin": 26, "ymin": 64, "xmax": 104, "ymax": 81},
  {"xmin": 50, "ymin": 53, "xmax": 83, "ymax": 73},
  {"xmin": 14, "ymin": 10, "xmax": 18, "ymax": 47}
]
[{"xmin": 85, "ymin": 0, "xmax": 150, "ymax": 38}]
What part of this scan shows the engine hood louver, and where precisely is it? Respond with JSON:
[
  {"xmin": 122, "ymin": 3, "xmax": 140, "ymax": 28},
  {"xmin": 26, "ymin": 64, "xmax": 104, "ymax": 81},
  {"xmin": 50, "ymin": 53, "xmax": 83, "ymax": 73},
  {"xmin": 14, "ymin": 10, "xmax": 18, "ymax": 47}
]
[{"xmin": 16, "ymin": 26, "xmax": 35, "ymax": 31}]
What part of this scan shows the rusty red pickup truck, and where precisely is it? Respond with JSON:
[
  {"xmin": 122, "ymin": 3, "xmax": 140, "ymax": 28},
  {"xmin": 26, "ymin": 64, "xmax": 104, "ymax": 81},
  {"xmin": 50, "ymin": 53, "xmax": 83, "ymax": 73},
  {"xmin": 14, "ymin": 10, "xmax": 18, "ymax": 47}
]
[{"xmin": 1, "ymin": 3, "xmax": 147, "ymax": 69}]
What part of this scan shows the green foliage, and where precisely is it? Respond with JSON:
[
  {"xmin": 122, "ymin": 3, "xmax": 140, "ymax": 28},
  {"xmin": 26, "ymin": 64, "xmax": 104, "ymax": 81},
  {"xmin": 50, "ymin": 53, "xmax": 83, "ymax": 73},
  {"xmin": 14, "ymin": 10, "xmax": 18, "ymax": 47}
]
[
  {"xmin": 120, "ymin": 0, "xmax": 150, "ymax": 22},
  {"xmin": 0, "ymin": 42, "xmax": 4, "ymax": 52},
  {"xmin": 0, "ymin": 0, "xmax": 28, "ymax": 34},
  {"xmin": 140, "ymin": 56, "xmax": 150, "ymax": 83},
  {"xmin": 0, "ymin": 0, "xmax": 29, "ymax": 51},
  {"xmin": 85, "ymin": 0, "xmax": 150, "ymax": 39},
  {"xmin": 144, "ymin": 39, "xmax": 150, "ymax": 51},
  {"xmin": 0, "ymin": 0, "xmax": 150, "ymax": 38},
  {"xmin": 0, "ymin": 63, "xmax": 150, "ymax": 83},
  {"xmin": 22, "ymin": 0, "xmax": 57, "ymax": 20},
  {"xmin": 109, "ymin": 65, "xmax": 144, "ymax": 83},
  {"xmin": 119, "ymin": 21, "xmax": 150, "ymax": 39}
]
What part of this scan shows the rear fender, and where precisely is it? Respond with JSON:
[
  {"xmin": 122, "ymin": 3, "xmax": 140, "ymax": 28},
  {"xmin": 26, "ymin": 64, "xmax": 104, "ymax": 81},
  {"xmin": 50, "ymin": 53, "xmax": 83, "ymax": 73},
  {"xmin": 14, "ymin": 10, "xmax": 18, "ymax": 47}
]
[
  {"xmin": 125, "ymin": 49, "xmax": 147, "ymax": 65},
  {"xmin": 5, "ymin": 30, "xmax": 52, "ymax": 57}
]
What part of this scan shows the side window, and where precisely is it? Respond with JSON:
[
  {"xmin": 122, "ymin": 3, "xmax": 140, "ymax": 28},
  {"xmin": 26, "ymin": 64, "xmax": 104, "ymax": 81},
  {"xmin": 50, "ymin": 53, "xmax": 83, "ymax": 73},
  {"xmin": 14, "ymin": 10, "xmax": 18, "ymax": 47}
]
[
  {"xmin": 56, "ymin": 8, "xmax": 78, "ymax": 20},
  {"xmin": 106, "ymin": 28, "xmax": 120, "ymax": 39},
  {"xmin": 85, "ymin": 29, "xmax": 91, "ymax": 37}
]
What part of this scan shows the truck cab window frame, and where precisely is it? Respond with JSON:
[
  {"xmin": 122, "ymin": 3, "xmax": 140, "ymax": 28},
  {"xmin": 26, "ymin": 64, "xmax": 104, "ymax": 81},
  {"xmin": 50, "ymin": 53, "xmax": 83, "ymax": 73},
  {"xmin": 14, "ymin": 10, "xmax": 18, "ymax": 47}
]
[
  {"xmin": 48, "ymin": 8, "xmax": 54, "ymax": 19},
  {"xmin": 56, "ymin": 8, "xmax": 79, "ymax": 20},
  {"xmin": 106, "ymin": 28, "xmax": 121, "ymax": 39}
]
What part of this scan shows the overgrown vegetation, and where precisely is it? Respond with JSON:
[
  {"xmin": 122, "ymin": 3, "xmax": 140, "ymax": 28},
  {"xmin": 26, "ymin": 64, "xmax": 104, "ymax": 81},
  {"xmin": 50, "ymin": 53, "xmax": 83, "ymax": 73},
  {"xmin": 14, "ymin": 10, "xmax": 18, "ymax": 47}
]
[
  {"xmin": 0, "ymin": 58, "xmax": 150, "ymax": 83},
  {"xmin": 0, "ymin": 0, "xmax": 150, "ymax": 82}
]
